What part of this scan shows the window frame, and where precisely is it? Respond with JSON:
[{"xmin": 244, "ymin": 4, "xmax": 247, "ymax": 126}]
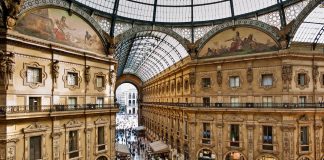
[
  {"xmin": 229, "ymin": 76, "xmax": 240, "ymax": 88},
  {"xmin": 202, "ymin": 122, "xmax": 211, "ymax": 144},
  {"xmin": 26, "ymin": 67, "xmax": 42, "ymax": 83},
  {"xmin": 201, "ymin": 77, "xmax": 211, "ymax": 88},
  {"xmin": 261, "ymin": 74, "xmax": 273, "ymax": 87},
  {"xmin": 262, "ymin": 126, "xmax": 273, "ymax": 150},
  {"xmin": 230, "ymin": 124, "xmax": 240, "ymax": 147}
]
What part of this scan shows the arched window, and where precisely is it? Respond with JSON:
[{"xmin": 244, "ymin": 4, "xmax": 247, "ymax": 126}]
[
  {"xmin": 256, "ymin": 154, "xmax": 278, "ymax": 160},
  {"xmin": 198, "ymin": 149, "xmax": 216, "ymax": 160},
  {"xmin": 224, "ymin": 151, "xmax": 246, "ymax": 160}
]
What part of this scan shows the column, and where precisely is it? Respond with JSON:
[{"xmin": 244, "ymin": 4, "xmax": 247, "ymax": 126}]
[
  {"xmin": 246, "ymin": 123, "xmax": 255, "ymax": 160},
  {"xmin": 281, "ymin": 124, "xmax": 295, "ymax": 160},
  {"xmin": 52, "ymin": 132, "xmax": 62, "ymax": 160}
]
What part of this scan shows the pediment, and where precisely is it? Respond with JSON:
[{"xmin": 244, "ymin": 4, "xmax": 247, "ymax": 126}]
[
  {"xmin": 65, "ymin": 119, "xmax": 83, "ymax": 128},
  {"xmin": 23, "ymin": 122, "xmax": 49, "ymax": 133}
]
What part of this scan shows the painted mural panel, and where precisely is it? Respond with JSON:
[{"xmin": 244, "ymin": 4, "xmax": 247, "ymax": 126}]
[
  {"xmin": 199, "ymin": 27, "xmax": 279, "ymax": 58},
  {"xmin": 15, "ymin": 8, "xmax": 105, "ymax": 54}
]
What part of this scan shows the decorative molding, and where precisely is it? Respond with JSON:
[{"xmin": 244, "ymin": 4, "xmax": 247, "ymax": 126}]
[
  {"xmin": 19, "ymin": 0, "xmax": 110, "ymax": 54},
  {"xmin": 20, "ymin": 62, "xmax": 47, "ymax": 89},
  {"xmin": 64, "ymin": 119, "xmax": 83, "ymax": 128},
  {"xmin": 23, "ymin": 122, "xmax": 49, "ymax": 133},
  {"xmin": 255, "ymin": 115, "xmax": 280, "ymax": 123},
  {"xmin": 223, "ymin": 114, "xmax": 244, "ymax": 122},
  {"xmin": 294, "ymin": 69, "xmax": 310, "ymax": 90},
  {"xmin": 62, "ymin": 68, "xmax": 82, "ymax": 90},
  {"xmin": 93, "ymin": 72, "xmax": 107, "ymax": 92},
  {"xmin": 94, "ymin": 117, "xmax": 109, "ymax": 125}
]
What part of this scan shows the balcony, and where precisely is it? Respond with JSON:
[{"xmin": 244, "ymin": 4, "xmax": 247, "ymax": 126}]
[
  {"xmin": 141, "ymin": 102, "xmax": 324, "ymax": 109},
  {"xmin": 0, "ymin": 104, "xmax": 119, "ymax": 119}
]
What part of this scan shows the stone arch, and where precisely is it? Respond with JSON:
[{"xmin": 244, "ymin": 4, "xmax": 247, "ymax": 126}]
[
  {"xmin": 96, "ymin": 155, "xmax": 109, "ymax": 160},
  {"xmin": 223, "ymin": 150, "xmax": 247, "ymax": 160},
  {"xmin": 197, "ymin": 148, "xmax": 217, "ymax": 160},
  {"xmin": 289, "ymin": 0, "xmax": 323, "ymax": 41},
  {"xmin": 115, "ymin": 74, "xmax": 143, "ymax": 100},
  {"xmin": 115, "ymin": 25, "xmax": 191, "ymax": 51},
  {"xmin": 255, "ymin": 154, "xmax": 279, "ymax": 160},
  {"xmin": 196, "ymin": 19, "xmax": 282, "ymax": 53},
  {"xmin": 18, "ymin": 0, "xmax": 109, "ymax": 54},
  {"xmin": 297, "ymin": 155, "xmax": 313, "ymax": 160}
]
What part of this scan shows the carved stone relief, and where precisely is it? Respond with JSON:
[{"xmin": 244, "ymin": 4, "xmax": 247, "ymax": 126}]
[
  {"xmin": 4, "ymin": 0, "xmax": 25, "ymax": 29},
  {"xmin": 52, "ymin": 60, "xmax": 59, "ymax": 84},
  {"xmin": 312, "ymin": 65, "xmax": 319, "ymax": 85},
  {"xmin": 0, "ymin": 51, "xmax": 15, "ymax": 89},
  {"xmin": 216, "ymin": 70, "xmax": 222, "ymax": 86},
  {"xmin": 84, "ymin": 66, "xmax": 91, "ymax": 85},
  {"xmin": 247, "ymin": 67, "xmax": 253, "ymax": 84},
  {"xmin": 282, "ymin": 65, "xmax": 292, "ymax": 90},
  {"xmin": 109, "ymin": 69, "xmax": 116, "ymax": 86}
]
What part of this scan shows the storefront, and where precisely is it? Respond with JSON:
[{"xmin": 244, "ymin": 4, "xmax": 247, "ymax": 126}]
[{"xmin": 116, "ymin": 143, "xmax": 131, "ymax": 160}]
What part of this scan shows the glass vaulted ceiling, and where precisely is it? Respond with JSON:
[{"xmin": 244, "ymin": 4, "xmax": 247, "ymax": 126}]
[
  {"xmin": 293, "ymin": 3, "xmax": 324, "ymax": 44},
  {"xmin": 76, "ymin": 0, "xmax": 287, "ymax": 23},
  {"xmin": 115, "ymin": 31, "xmax": 188, "ymax": 81}
]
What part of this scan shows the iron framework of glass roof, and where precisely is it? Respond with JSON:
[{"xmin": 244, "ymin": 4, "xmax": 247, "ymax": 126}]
[
  {"xmin": 115, "ymin": 31, "xmax": 188, "ymax": 81},
  {"xmin": 76, "ymin": 0, "xmax": 295, "ymax": 24},
  {"xmin": 73, "ymin": 0, "xmax": 324, "ymax": 82},
  {"xmin": 293, "ymin": 3, "xmax": 324, "ymax": 45}
]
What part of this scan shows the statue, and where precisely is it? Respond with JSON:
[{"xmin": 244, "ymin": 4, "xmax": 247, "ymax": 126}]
[
  {"xmin": 84, "ymin": 66, "xmax": 91, "ymax": 85},
  {"xmin": 282, "ymin": 65, "xmax": 292, "ymax": 82},
  {"xmin": 272, "ymin": 20, "xmax": 295, "ymax": 49},
  {"xmin": 109, "ymin": 69, "xmax": 116, "ymax": 85},
  {"xmin": 0, "ymin": 51, "xmax": 15, "ymax": 89},
  {"xmin": 247, "ymin": 67, "xmax": 253, "ymax": 84},
  {"xmin": 312, "ymin": 65, "xmax": 319, "ymax": 83},
  {"xmin": 217, "ymin": 70, "xmax": 222, "ymax": 86},
  {"xmin": 4, "ymin": 0, "xmax": 24, "ymax": 29},
  {"xmin": 52, "ymin": 60, "xmax": 59, "ymax": 83},
  {"xmin": 186, "ymin": 43, "xmax": 198, "ymax": 59}
]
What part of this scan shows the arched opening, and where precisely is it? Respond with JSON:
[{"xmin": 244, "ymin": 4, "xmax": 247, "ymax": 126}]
[
  {"xmin": 197, "ymin": 148, "xmax": 216, "ymax": 160},
  {"xmin": 115, "ymin": 83, "xmax": 139, "ymax": 158},
  {"xmin": 297, "ymin": 156, "xmax": 313, "ymax": 160},
  {"xmin": 224, "ymin": 151, "xmax": 246, "ymax": 160},
  {"xmin": 256, "ymin": 154, "xmax": 279, "ymax": 160},
  {"xmin": 96, "ymin": 156, "xmax": 108, "ymax": 160}
]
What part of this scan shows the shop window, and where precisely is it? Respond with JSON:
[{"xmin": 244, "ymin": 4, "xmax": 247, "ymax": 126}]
[
  {"xmin": 98, "ymin": 127, "xmax": 105, "ymax": 151},
  {"xmin": 300, "ymin": 126, "xmax": 309, "ymax": 152},
  {"xmin": 69, "ymin": 130, "xmax": 79, "ymax": 158},
  {"xmin": 202, "ymin": 123, "xmax": 211, "ymax": 144},
  {"xmin": 230, "ymin": 124, "xmax": 240, "ymax": 147},
  {"xmin": 263, "ymin": 126, "xmax": 273, "ymax": 150}
]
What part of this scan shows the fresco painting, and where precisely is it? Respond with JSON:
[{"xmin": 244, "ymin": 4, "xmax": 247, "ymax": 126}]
[
  {"xmin": 200, "ymin": 27, "xmax": 279, "ymax": 58},
  {"xmin": 15, "ymin": 8, "xmax": 105, "ymax": 54}
]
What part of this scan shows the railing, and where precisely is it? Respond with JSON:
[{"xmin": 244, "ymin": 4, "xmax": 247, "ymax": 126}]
[
  {"xmin": 0, "ymin": 104, "xmax": 118, "ymax": 115},
  {"xmin": 141, "ymin": 102, "xmax": 324, "ymax": 109}
]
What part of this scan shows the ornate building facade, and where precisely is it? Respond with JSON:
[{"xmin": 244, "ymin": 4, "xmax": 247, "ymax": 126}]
[{"xmin": 0, "ymin": 1, "xmax": 118, "ymax": 160}]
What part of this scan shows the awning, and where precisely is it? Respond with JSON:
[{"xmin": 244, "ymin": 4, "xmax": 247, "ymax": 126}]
[
  {"xmin": 115, "ymin": 143, "xmax": 130, "ymax": 155},
  {"xmin": 135, "ymin": 126, "xmax": 146, "ymax": 131},
  {"xmin": 149, "ymin": 141, "xmax": 169, "ymax": 154}
]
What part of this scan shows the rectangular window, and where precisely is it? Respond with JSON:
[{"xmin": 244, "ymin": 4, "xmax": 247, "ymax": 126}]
[
  {"xmin": 67, "ymin": 72, "xmax": 78, "ymax": 86},
  {"xmin": 203, "ymin": 97, "xmax": 210, "ymax": 107},
  {"xmin": 96, "ymin": 98, "xmax": 104, "ymax": 108},
  {"xmin": 262, "ymin": 96, "xmax": 273, "ymax": 107},
  {"xmin": 132, "ymin": 100, "xmax": 136, "ymax": 106},
  {"xmin": 29, "ymin": 97, "xmax": 41, "ymax": 112},
  {"xmin": 300, "ymin": 96, "xmax": 306, "ymax": 107},
  {"xmin": 30, "ymin": 136, "xmax": 41, "ymax": 160},
  {"xmin": 69, "ymin": 130, "xmax": 79, "ymax": 158},
  {"xmin": 27, "ymin": 67, "xmax": 41, "ymax": 83},
  {"xmin": 298, "ymin": 73, "xmax": 306, "ymax": 85},
  {"xmin": 230, "ymin": 97, "xmax": 239, "ymax": 107},
  {"xmin": 202, "ymin": 123, "xmax": 211, "ymax": 144},
  {"xmin": 229, "ymin": 76, "xmax": 240, "ymax": 87},
  {"xmin": 263, "ymin": 126, "xmax": 273, "ymax": 150},
  {"xmin": 96, "ymin": 76, "xmax": 104, "ymax": 87},
  {"xmin": 202, "ymin": 78, "xmax": 211, "ymax": 88},
  {"xmin": 128, "ymin": 100, "xmax": 131, "ymax": 106},
  {"xmin": 98, "ymin": 127, "xmax": 105, "ymax": 151},
  {"xmin": 230, "ymin": 124, "xmax": 240, "ymax": 147},
  {"xmin": 68, "ymin": 97, "xmax": 77, "ymax": 109},
  {"xmin": 300, "ymin": 126, "xmax": 309, "ymax": 151},
  {"xmin": 262, "ymin": 74, "xmax": 273, "ymax": 86}
]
